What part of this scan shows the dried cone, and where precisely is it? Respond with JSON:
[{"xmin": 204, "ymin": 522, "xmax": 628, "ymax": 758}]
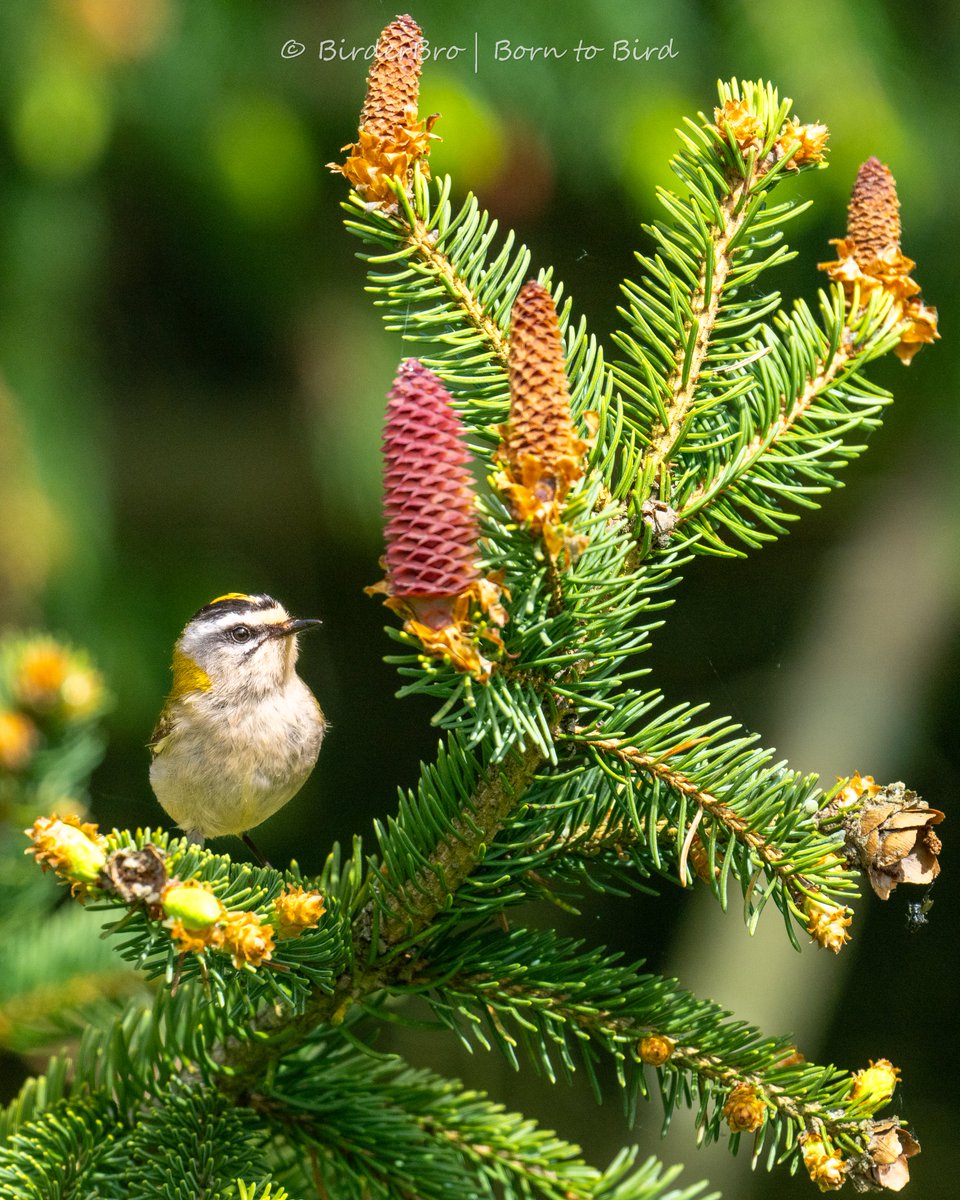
[
  {"xmin": 369, "ymin": 360, "xmax": 506, "ymax": 678},
  {"xmin": 819, "ymin": 158, "xmax": 938, "ymax": 364},
  {"xmin": 101, "ymin": 845, "xmax": 167, "ymax": 907},
  {"xmin": 849, "ymin": 1120, "xmax": 920, "ymax": 1192},
  {"xmin": 499, "ymin": 281, "xmax": 587, "ymax": 560},
  {"xmin": 329, "ymin": 15, "xmax": 438, "ymax": 205},
  {"xmin": 844, "ymin": 781, "xmax": 943, "ymax": 901}
]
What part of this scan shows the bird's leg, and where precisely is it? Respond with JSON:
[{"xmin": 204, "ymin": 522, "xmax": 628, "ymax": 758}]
[
  {"xmin": 185, "ymin": 829, "xmax": 205, "ymax": 847},
  {"xmin": 242, "ymin": 832, "xmax": 270, "ymax": 868}
]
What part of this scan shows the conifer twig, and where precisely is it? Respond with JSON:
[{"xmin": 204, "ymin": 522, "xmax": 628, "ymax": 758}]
[
  {"xmin": 581, "ymin": 735, "xmax": 815, "ymax": 909},
  {"xmin": 641, "ymin": 174, "xmax": 755, "ymax": 474},
  {"xmin": 677, "ymin": 336, "xmax": 861, "ymax": 521},
  {"xmin": 421, "ymin": 959, "xmax": 883, "ymax": 1147},
  {"xmin": 404, "ymin": 212, "xmax": 511, "ymax": 367}
]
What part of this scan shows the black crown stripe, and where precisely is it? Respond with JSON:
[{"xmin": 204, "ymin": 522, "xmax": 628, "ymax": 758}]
[{"xmin": 190, "ymin": 594, "xmax": 278, "ymax": 624}]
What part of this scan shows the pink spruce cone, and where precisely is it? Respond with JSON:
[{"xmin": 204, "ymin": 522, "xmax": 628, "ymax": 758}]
[{"xmin": 382, "ymin": 360, "xmax": 480, "ymax": 626}]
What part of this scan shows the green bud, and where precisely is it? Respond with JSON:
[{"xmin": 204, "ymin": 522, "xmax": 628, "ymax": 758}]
[{"xmin": 162, "ymin": 881, "xmax": 226, "ymax": 930}]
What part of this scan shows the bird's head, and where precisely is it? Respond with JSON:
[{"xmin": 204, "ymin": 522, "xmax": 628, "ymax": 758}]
[{"xmin": 171, "ymin": 593, "xmax": 321, "ymax": 701}]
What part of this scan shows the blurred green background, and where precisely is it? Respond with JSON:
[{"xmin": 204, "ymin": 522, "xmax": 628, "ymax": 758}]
[{"xmin": 0, "ymin": 1, "xmax": 956, "ymax": 1196}]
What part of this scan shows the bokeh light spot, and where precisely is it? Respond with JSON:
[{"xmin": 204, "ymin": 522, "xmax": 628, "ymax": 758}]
[
  {"xmin": 210, "ymin": 94, "xmax": 317, "ymax": 224},
  {"xmin": 12, "ymin": 64, "xmax": 112, "ymax": 181},
  {"xmin": 419, "ymin": 76, "xmax": 506, "ymax": 192}
]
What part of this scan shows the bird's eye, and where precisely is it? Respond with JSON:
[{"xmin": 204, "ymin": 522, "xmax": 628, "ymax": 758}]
[{"xmin": 230, "ymin": 625, "xmax": 252, "ymax": 644}]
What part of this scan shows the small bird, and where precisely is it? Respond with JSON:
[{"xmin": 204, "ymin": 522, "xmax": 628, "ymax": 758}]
[{"xmin": 149, "ymin": 593, "xmax": 325, "ymax": 860}]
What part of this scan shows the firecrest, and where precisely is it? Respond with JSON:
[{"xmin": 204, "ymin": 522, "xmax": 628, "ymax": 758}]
[{"xmin": 149, "ymin": 593, "xmax": 325, "ymax": 857}]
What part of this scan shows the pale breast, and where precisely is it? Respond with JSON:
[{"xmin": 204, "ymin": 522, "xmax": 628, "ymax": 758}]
[{"xmin": 150, "ymin": 679, "xmax": 325, "ymax": 838}]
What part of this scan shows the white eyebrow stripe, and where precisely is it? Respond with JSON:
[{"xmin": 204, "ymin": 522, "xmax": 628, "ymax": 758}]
[{"xmin": 198, "ymin": 607, "xmax": 287, "ymax": 635}]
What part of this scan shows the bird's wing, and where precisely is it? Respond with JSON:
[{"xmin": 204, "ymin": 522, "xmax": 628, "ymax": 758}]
[{"xmin": 147, "ymin": 709, "xmax": 175, "ymax": 754}]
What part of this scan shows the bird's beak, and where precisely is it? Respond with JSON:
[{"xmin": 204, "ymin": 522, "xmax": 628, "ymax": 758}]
[{"xmin": 272, "ymin": 618, "xmax": 322, "ymax": 638}]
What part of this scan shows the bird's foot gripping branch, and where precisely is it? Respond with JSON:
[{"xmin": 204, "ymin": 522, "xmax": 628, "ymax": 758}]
[{"xmin": 5, "ymin": 12, "xmax": 943, "ymax": 1199}]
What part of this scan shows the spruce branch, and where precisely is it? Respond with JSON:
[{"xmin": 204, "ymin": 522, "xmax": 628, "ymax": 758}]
[
  {"xmin": 97, "ymin": 1090, "xmax": 269, "ymax": 1200},
  {"xmin": 0, "ymin": 1094, "xmax": 121, "ymax": 1199},
  {"xmin": 0, "ymin": 1055, "xmax": 70, "ymax": 1143},
  {"xmin": 403, "ymin": 194, "xmax": 512, "ymax": 367},
  {"xmin": 560, "ymin": 706, "xmax": 859, "ymax": 952},
  {"xmin": 674, "ymin": 288, "xmax": 898, "ymax": 551},
  {"xmin": 343, "ymin": 174, "xmax": 517, "ymax": 425},
  {"xmin": 440, "ymin": 687, "xmax": 857, "ymax": 949},
  {"xmin": 640, "ymin": 172, "xmax": 752, "ymax": 472},
  {"xmin": 255, "ymin": 1040, "xmax": 677, "ymax": 1200},
  {"xmin": 0, "ymin": 966, "xmax": 144, "ymax": 1053},
  {"xmin": 613, "ymin": 82, "xmax": 826, "ymax": 492},
  {"xmin": 593, "ymin": 1153, "xmax": 709, "ymax": 1200},
  {"xmin": 581, "ymin": 732, "xmax": 833, "ymax": 914},
  {"xmin": 12, "ymin": 742, "xmax": 556, "ymax": 1112},
  {"xmin": 345, "ymin": 171, "xmax": 609, "ymax": 466},
  {"xmin": 374, "ymin": 738, "xmax": 548, "ymax": 946},
  {"xmin": 411, "ymin": 927, "xmax": 902, "ymax": 1156},
  {"xmin": 0, "ymin": 902, "xmax": 147, "ymax": 1053}
]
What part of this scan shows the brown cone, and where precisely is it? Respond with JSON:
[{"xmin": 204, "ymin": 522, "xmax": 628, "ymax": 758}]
[
  {"xmin": 504, "ymin": 281, "xmax": 579, "ymax": 491},
  {"xmin": 847, "ymin": 157, "xmax": 901, "ymax": 263},
  {"xmin": 360, "ymin": 14, "xmax": 424, "ymax": 138}
]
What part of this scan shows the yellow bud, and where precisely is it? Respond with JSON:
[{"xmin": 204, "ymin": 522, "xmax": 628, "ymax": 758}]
[
  {"xmin": 637, "ymin": 1035, "xmax": 675, "ymax": 1067},
  {"xmin": 850, "ymin": 1058, "xmax": 900, "ymax": 1107},
  {"xmin": 0, "ymin": 709, "xmax": 38, "ymax": 771},
  {"xmin": 14, "ymin": 643, "xmax": 70, "ymax": 710},
  {"xmin": 273, "ymin": 885, "xmax": 326, "ymax": 940},
  {"xmin": 60, "ymin": 667, "xmax": 105, "ymax": 720},
  {"xmin": 11, "ymin": 639, "xmax": 106, "ymax": 721},
  {"xmin": 805, "ymin": 898, "xmax": 853, "ymax": 953},
  {"xmin": 713, "ymin": 97, "xmax": 764, "ymax": 152},
  {"xmin": 800, "ymin": 1133, "xmax": 846, "ymax": 1191},
  {"xmin": 722, "ymin": 1084, "xmax": 766, "ymax": 1133},
  {"xmin": 25, "ymin": 814, "xmax": 107, "ymax": 883},
  {"xmin": 775, "ymin": 118, "xmax": 829, "ymax": 169},
  {"xmin": 223, "ymin": 911, "xmax": 275, "ymax": 968},
  {"xmin": 837, "ymin": 770, "xmax": 881, "ymax": 807}
]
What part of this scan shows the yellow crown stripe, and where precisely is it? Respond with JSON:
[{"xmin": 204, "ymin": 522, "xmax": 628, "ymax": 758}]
[{"xmin": 208, "ymin": 592, "xmax": 252, "ymax": 606}]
